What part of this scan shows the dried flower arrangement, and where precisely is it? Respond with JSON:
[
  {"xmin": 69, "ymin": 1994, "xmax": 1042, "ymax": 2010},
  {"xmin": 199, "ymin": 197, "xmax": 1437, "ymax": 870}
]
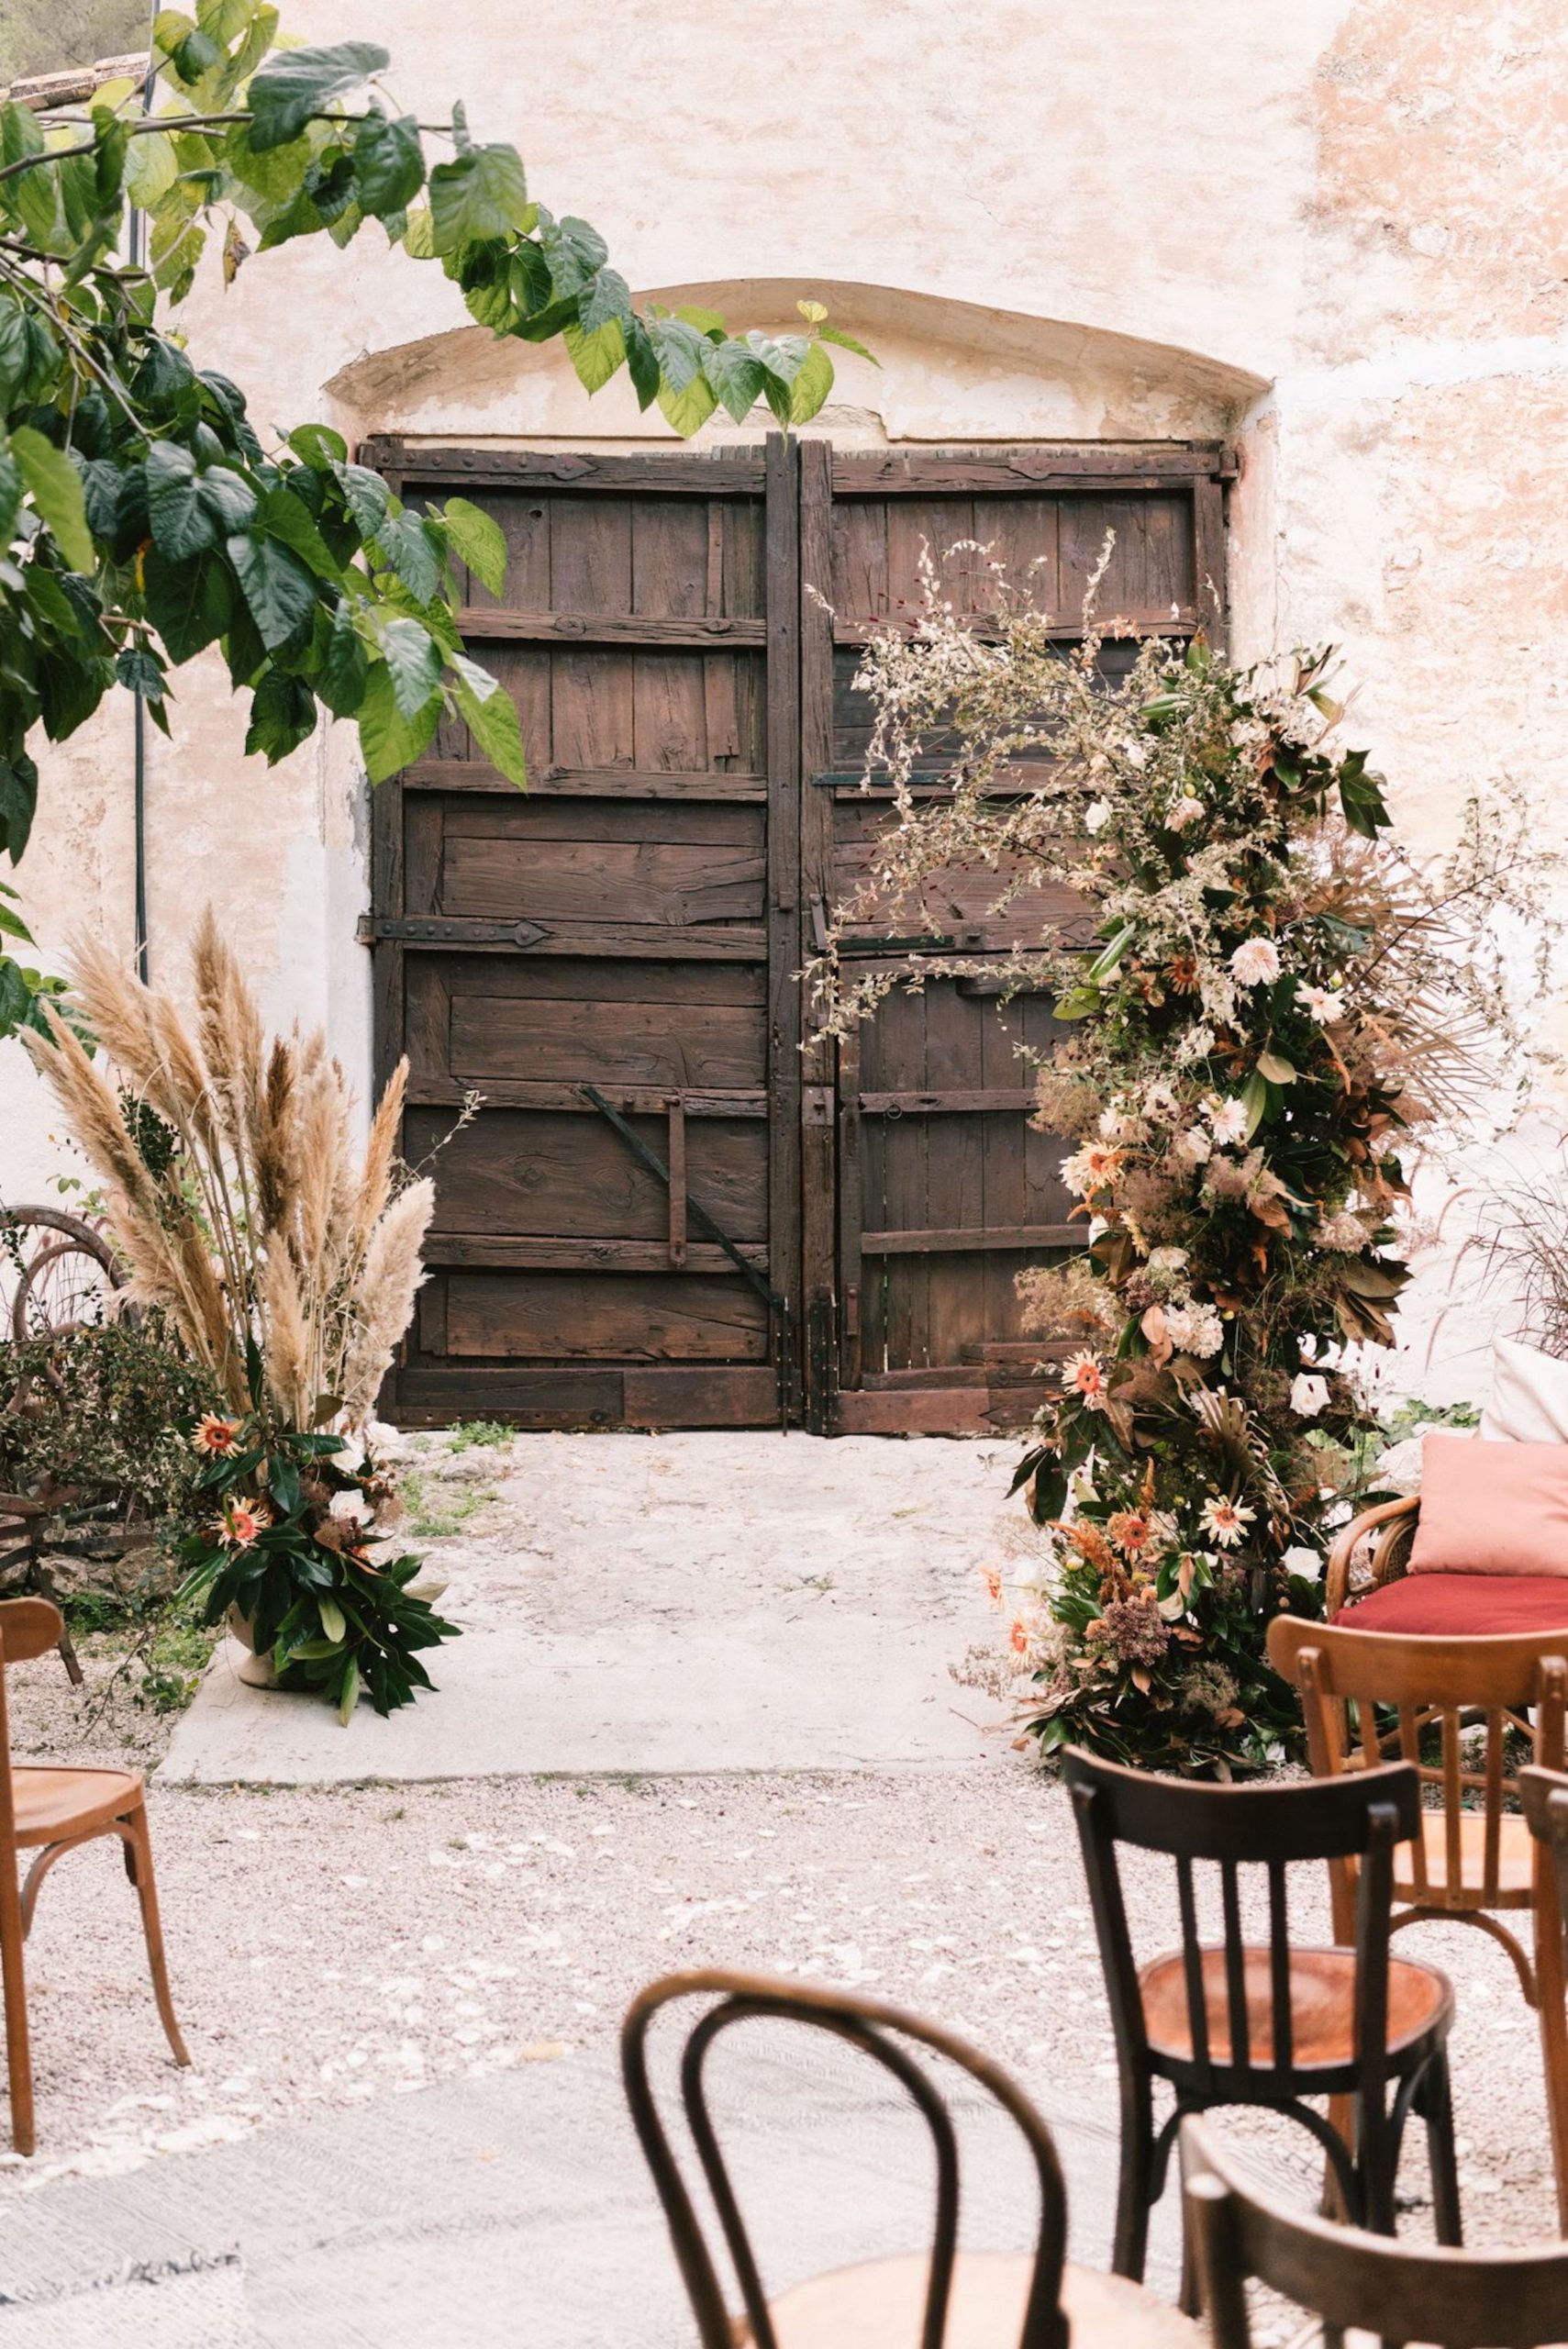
[
  {"xmin": 23, "ymin": 915, "xmax": 457, "ymax": 1723},
  {"xmin": 814, "ymin": 550, "xmax": 1559, "ymax": 1772}
]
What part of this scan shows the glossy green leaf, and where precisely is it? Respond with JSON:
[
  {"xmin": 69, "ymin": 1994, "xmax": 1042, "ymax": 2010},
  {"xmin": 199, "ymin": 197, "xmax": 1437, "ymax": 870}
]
[
  {"xmin": 657, "ymin": 372, "xmax": 718, "ymax": 438},
  {"xmin": 352, "ymin": 110, "xmax": 424, "ymax": 217},
  {"xmin": 789, "ymin": 339, "xmax": 834, "ymax": 424},
  {"xmin": 357, "ymin": 659, "xmax": 440, "ymax": 783},
  {"xmin": 227, "ymin": 529, "xmax": 317, "ymax": 649},
  {"xmin": 562, "ymin": 317, "xmax": 625, "ymax": 394},
  {"xmin": 440, "ymin": 497, "xmax": 507, "ymax": 598},
  {"xmin": 817, "ymin": 322, "xmax": 879, "ymax": 365},
  {"xmin": 145, "ymin": 440, "xmax": 213, "ymax": 557},
  {"xmin": 373, "ymin": 508, "xmax": 441, "ymax": 605},
  {"xmin": 11, "ymin": 429, "xmax": 94, "ymax": 573},
  {"xmin": 246, "ymin": 39, "xmax": 389, "ymax": 152},
  {"xmin": 701, "ymin": 339, "xmax": 766, "ymax": 422},
  {"xmin": 379, "ymin": 616, "xmax": 442, "ymax": 718},
  {"xmin": 428, "ymin": 143, "xmax": 530, "ymax": 252},
  {"xmin": 451, "ymin": 654, "xmax": 526, "ymax": 787}
]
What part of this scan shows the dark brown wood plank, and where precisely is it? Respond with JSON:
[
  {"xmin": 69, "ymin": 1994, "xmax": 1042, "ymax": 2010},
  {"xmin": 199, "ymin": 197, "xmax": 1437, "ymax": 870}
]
[
  {"xmin": 622, "ymin": 1365, "xmax": 779, "ymax": 1426},
  {"xmin": 388, "ymin": 1365, "xmax": 625, "ymax": 1430},
  {"xmin": 409, "ymin": 952, "xmax": 766, "ymax": 1008},
  {"xmin": 458, "ymin": 609, "xmax": 768, "ymax": 648},
  {"xmin": 1194, "ymin": 473, "xmax": 1229, "ymax": 647},
  {"xmin": 444, "ymin": 1272, "xmax": 769, "ymax": 1361},
  {"xmin": 425, "ymin": 1237, "xmax": 764, "ymax": 1274},
  {"xmin": 434, "ymin": 798, "xmax": 761, "ymax": 845},
  {"xmin": 446, "ymin": 994, "xmax": 767, "ymax": 1089},
  {"xmin": 837, "ymin": 1023, "xmax": 863, "ymax": 1390},
  {"xmin": 861, "ymin": 1088, "xmax": 1036, "ymax": 1114},
  {"xmin": 923, "ymin": 985, "xmax": 987, "ymax": 1369},
  {"xmin": 403, "ymin": 762, "xmax": 765, "ymax": 800},
  {"xmin": 834, "ymin": 1386, "xmax": 993, "ymax": 1435},
  {"xmin": 798, "ymin": 435, "xmax": 838, "ymax": 1430},
  {"xmin": 877, "ymin": 983, "xmax": 929, "ymax": 1369},
  {"xmin": 862, "ymin": 1223, "xmax": 1079, "ymax": 1253},
  {"xmin": 766, "ymin": 430, "xmax": 803, "ymax": 1421},
  {"xmin": 366, "ymin": 445, "xmax": 766, "ymax": 495},
  {"xmin": 437, "ymin": 835, "xmax": 765, "ymax": 927},
  {"xmin": 409, "ymin": 1108, "xmax": 767, "ymax": 1241},
  {"xmin": 406, "ymin": 1080, "xmax": 767, "ymax": 1118}
]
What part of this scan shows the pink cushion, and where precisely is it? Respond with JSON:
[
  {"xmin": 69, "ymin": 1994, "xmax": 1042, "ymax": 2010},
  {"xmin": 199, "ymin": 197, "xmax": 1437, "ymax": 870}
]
[
  {"xmin": 1407, "ymin": 1434, "xmax": 1568, "ymax": 1577},
  {"xmin": 1335, "ymin": 1573, "xmax": 1568, "ymax": 1637}
]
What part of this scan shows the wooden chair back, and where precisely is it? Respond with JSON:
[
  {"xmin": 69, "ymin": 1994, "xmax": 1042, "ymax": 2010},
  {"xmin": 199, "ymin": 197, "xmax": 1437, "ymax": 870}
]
[
  {"xmin": 1063, "ymin": 1746, "xmax": 1418, "ymax": 2104},
  {"xmin": 0, "ymin": 1599, "xmax": 61, "ymax": 1856},
  {"xmin": 1183, "ymin": 2112, "xmax": 1568, "ymax": 2347},
  {"xmin": 1523, "ymin": 1765, "xmax": 1568, "ymax": 1945},
  {"xmin": 1268, "ymin": 1616, "xmax": 1568, "ymax": 1920},
  {"xmin": 621, "ymin": 1967, "xmax": 1071, "ymax": 2349}
]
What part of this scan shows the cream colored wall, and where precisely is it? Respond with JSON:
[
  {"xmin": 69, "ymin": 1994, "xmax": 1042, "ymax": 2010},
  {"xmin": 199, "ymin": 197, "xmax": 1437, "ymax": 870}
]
[{"xmin": 6, "ymin": 0, "xmax": 1564, "ymax": 1401}]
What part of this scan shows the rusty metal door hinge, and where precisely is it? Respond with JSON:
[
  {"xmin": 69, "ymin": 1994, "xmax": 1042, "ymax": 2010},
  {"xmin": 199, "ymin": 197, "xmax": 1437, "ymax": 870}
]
[{"xmin": 356, "ymin": 917, "xmax": 550, "ymax": 948}]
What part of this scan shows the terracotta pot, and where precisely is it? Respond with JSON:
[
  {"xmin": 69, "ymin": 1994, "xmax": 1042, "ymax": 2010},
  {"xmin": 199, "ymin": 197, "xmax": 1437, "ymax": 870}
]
[{"xmin": 226, "ymin": 1607, "xmax": 279, "ymax": 1689}]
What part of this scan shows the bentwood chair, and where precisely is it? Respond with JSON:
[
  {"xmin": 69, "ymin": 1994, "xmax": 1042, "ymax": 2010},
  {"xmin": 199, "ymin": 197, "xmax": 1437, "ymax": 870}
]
[
  {"xmin": 1064, "ymin": 1747, "xmax": 1458, "ymax": 2306},
  {"xmin": 1269, "ymin": 1615, "xmax": 1568, "ymax": 2227},
  {"xmin": 0, "ymin": 1597, "xmax": 188, "ymax": 2153},
  {"xmin": 1183, "ymin": 2113, "xmax": 1568, "ymax": 2349},
  {"xmin": 622, "ymin": 1968, "xmax": 1202, "ymax": 2348}
]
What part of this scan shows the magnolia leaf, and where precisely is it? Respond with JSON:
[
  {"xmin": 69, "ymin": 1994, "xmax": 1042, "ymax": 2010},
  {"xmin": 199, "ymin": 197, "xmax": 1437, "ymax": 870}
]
[
  {"xmin": 1255, "ymin": 1049, "xmax": 1297, "ymax": 1085},
  {"xmin": 318, "ymin": 1595, "xmax": 347, "ymax": 1644},
  {"xmin": 1050, "ymin": 985, "xmax": 1102, "ymax": 1021},
  {"xmin": 11, "ymin": 429, "xmax": 94, "ymax": 573},
  {"xmin": 246, "ymin": 40, "xmax": 389, "ymax": 152},
  {"xmin": 440, "ymin": 496, "xmax": 507, "ymax": 598},
  {"xmin": 1087, "ymin": 921, "xmax": 1137, "ymax": 984},
  {"xmin": 337, "ymin": 1655, "xmax": 360, "ymax": 1726},
  {"xmin": 1241, "ymin": 1069, "xmax": 1271, "ymax": 1140}
]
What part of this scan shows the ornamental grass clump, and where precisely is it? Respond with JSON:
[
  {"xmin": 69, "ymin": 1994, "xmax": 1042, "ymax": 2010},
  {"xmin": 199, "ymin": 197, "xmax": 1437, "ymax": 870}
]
[
  {"xmin": 815, "ymin": 547, "xmax": 1560, "ymax": 1773},
  {"xmin": 23, "ymin": 914, "xmax": 456, "ymax": 1722}
]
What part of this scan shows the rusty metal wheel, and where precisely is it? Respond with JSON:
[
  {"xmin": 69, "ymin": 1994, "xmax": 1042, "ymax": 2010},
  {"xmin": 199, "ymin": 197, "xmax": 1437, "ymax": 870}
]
[{"xmin": 0, "ymin": 1207, "xmax": 128, "ymax": 1346}]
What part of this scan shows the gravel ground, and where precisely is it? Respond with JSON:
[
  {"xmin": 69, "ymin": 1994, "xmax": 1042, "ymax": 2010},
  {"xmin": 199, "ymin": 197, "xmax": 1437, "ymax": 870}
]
[{"xmin": 0, "ymin": 1428, "xmax": 1557, "ymax": 2269}]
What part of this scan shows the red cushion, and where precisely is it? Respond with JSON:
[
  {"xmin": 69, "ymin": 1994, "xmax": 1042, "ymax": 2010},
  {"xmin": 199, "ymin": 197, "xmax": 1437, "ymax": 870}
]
[{"xmin": 1335, "ymin": 1573, "xmax": 1568, "ymax": 1637}]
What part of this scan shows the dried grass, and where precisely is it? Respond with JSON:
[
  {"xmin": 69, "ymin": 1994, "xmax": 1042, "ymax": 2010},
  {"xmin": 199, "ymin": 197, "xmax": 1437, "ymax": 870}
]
[{"xmin": 23, "ymin": 920, "xmax": 425, "ymax": 1431}]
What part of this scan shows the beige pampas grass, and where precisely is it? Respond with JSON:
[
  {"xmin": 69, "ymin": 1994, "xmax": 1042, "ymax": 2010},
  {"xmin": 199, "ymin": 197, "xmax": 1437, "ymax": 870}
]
[{"xmin": 24, "ymin": 917, "xmax": 424, "ymax": 1435}]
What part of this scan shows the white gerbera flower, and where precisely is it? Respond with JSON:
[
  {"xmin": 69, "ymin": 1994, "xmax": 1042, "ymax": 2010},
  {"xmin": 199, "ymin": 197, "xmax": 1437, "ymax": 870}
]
[
  {"xmin": 1084, "ymin": 798, "xmax": 1112, "ymax": 834},
  {"xmin": 1229, "ymin": 937, "xmax": 1282, "ymax": 988},
  {"xmin": 1290, "ymin": 1372, "xmax": 1331, "ymax": 1419},
  {"xmin": 1059, "ymin": 1143, "xmax": 1122, "ymax": 1197},
  {"xmin": 1199, "ymin": 1495, "xmax": 1255, "ymax": 1549},
  {"xmin": 1206, "ymin": 1096, "xmax": 1250, "ymax": 1147},
  {"xmin": 1299, "ymin": 984, "xmax": 1346, "ymax": 1024}
]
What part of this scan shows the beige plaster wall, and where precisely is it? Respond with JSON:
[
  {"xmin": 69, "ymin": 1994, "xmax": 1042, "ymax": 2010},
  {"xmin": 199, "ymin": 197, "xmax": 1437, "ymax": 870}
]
[{"xmin": 5, "ymin": 0, "xmax": 1564, "ymax": 1401}]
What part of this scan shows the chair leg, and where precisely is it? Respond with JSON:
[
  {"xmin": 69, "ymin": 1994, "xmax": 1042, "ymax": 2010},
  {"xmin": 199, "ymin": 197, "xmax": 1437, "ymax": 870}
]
[
  {"xmin": 1536, "ymin": 1902, "xmax": 1568, "ymax": 2235},
  {"xmin": 0, "ymin": 1858, "xmax": 33, "ymax": 2157},
  {"xmin": 1323, "ymin": 2091, "xmax": 1356, "ymax": 2221},
  {"xmin": 118, "ymin": 1809, "xmax": 189, "ymax": 2068},
  {"xmin": 1354, "ymin": 2088, "xmax": 1397, "ymax": 2238},
  {"xmin": 1111, "ymin": 2068, "xmax": 1156, "ymax": 2283},
  {"xmin": 1418, "ymin": 2051, "xmax": 1463, "ymax": 2248}
]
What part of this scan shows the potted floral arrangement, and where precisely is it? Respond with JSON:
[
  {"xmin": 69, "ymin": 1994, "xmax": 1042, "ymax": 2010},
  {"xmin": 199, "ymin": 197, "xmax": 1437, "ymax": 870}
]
[
  {"xmin": 817, "ymin": 555, "xmax": 1556, "ymax": 1771},
  {"xmin": 26, "ymin": 913, "xmax": 457, "ymax": 1722}
]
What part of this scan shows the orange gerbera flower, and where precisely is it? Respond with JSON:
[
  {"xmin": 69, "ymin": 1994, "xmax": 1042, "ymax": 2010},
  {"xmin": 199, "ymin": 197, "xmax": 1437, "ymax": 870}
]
[
  {"xmin": 1061, "ymin": 1350, "xmax": 1108, "ymax": 1408},
  {"xmin": 1009, "ymin": 1618, "xmax": 1030, "ymax": 1657},
  {"xmin": 1106, "ymin": 1509, "xmax": 1154, "ymax": 1556},
  {"xmin": 216, "ymin": 1496, "xmax": 272, "ymax": 1548},
  {"xmin": 195, "ymin": 1414, "xmax": 241, "ymax": 1455},
  {"xmin": 1168, "ymin": 954, "xmax": 1200, "ymax": 994},
  {"xmin": 982, "ymin": 1565, "xmax": 1003, "ymax": 1604}
]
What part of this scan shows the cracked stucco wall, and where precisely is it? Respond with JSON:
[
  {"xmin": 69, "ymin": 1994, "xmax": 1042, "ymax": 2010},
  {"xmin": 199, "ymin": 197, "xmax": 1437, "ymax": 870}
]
[{"xmin": 4, "ymin": 0, "xmax": 1563, "ymax": 1398}]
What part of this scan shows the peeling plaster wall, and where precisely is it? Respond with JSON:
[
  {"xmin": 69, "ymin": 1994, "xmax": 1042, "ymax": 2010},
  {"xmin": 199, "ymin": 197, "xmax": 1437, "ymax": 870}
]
[{"xmin": 6, "ymin": 0, "xmax": 1565, "ymax": 1402}]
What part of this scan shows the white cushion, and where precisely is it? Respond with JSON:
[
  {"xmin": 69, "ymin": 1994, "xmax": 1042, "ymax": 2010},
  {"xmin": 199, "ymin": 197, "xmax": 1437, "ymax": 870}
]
[{"xmin": 1481, "ymin": 1337, "xmax": 1568, "ymax": 1445}]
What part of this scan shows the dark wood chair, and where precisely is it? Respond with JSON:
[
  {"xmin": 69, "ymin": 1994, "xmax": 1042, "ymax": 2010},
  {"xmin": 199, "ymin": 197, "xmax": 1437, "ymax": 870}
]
[
  {"xmin": 1063, "ymin": 1746, "xmax": 1458, "ymax": 2304},
  {"xmin": 1270, "ymin": 1614, "xmax": 1568, "ymax": 2229},
  {"xmin": 621, "ymin": 1967, "xmax": 1203, "ymax": 2348},
  {"xmin": 1184, "ymin": 2112, "xmax": 1568, "ymax": 2349},
  {"xmin": 0, "ymin": 1597, "xmax": 188, "ymax": 2154}
]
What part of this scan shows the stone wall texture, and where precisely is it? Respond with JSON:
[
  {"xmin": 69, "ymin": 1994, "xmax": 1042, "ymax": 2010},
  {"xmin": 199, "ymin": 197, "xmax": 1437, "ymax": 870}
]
[{"xmin": 6, "ymin": 0, "xmax": 1564, "ymax": 1399}]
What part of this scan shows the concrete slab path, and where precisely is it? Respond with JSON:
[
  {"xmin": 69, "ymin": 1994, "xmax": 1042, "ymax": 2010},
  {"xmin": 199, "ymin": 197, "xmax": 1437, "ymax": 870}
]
[{"xmin": 162, "ymin": 1433, "xmax": 1030, "ymax": 1783}]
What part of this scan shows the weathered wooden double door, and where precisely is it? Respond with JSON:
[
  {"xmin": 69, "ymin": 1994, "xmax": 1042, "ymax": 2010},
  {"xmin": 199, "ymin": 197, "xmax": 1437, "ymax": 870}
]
[{"xmin": 362, "ymin": 434, "xmax": 1228, "ymax": 1432}]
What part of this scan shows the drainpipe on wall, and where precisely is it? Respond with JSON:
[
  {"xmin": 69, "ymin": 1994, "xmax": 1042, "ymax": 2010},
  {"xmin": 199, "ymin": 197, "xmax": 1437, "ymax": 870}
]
[{"xmin": 126, "ymin": 27, "xmax": 156, "ymax": 982}]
